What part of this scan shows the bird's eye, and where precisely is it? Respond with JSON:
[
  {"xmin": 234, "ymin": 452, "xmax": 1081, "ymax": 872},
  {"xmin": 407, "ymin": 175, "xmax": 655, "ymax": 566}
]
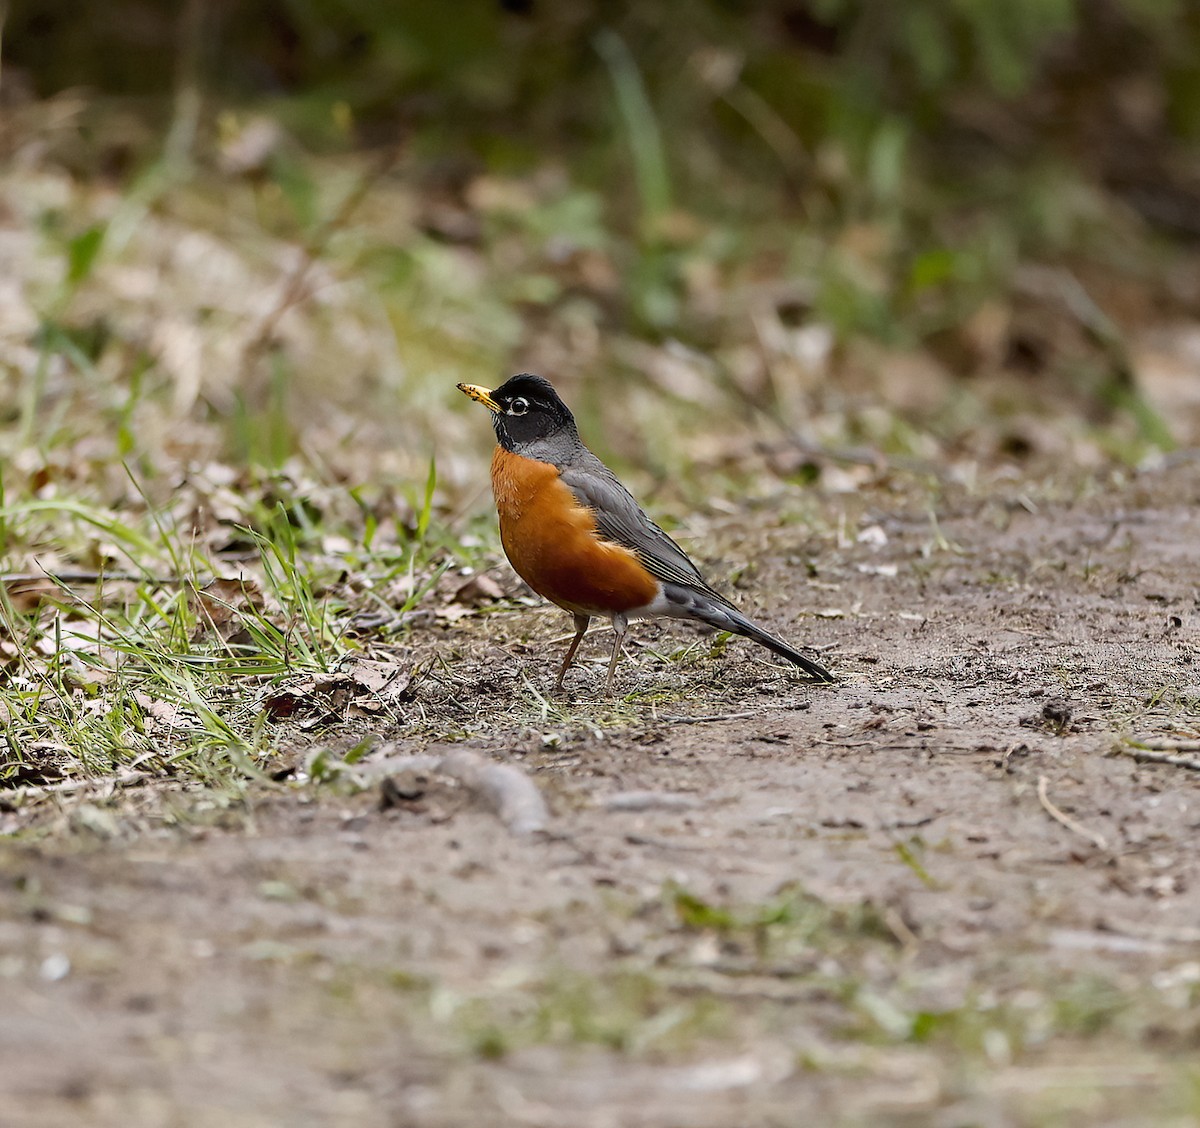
[{"xmin": 509, "ymin": 397, "xmax": 529, "ymax": 416}]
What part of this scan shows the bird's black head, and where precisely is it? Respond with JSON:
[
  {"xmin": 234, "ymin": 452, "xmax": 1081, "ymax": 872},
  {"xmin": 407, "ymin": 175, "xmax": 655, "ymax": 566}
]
[{"xmin": 458, "ymin": 373, "xmax": 580, "ymax": 457}]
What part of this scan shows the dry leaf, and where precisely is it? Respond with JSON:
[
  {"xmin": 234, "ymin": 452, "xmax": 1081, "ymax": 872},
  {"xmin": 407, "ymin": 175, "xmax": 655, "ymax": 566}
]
[
  {"xmin": 451, "ymin": 573, "xmax": 504, "ymax": 606},
  {"xmin": 261, "ymin": 659, "xmax": 412, "ymax": 724},
  {"xmin": 192, "ymin": 577, "xmax": 265, "ymax": 642},
  {"xmin": 2, "ymin": 577, "xmax": 64, "ymax": 614},
  {"xmin": 133, "ymin": 691, "xmax": 191, "ymax": 734}
]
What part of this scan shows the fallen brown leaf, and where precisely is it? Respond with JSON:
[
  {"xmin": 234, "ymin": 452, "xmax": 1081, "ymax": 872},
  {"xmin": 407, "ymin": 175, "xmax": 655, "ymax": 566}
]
[
  {"xmin": 192, "ymin": 576, "xmax": 266, "ymax": 642},
  {"xmin": 451, "ymin": 573, "xmax": 505, "ymax": 606}
]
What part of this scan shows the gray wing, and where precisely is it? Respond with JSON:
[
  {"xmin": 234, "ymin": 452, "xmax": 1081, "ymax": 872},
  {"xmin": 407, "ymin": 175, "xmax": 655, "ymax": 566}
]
[{"xmin": 559, "ymin": 453, "xmax": 732, "ymax": 606}]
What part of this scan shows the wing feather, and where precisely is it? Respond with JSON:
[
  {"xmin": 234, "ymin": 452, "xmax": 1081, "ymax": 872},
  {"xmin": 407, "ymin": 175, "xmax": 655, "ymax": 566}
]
[{"xmin": 559, "ymin": 455, "xmax": 732, "ymax": 606}]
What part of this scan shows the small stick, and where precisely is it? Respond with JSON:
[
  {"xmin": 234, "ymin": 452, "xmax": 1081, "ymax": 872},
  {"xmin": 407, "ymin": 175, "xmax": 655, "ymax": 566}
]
[
  {"xmin": 999, "ymin": 740, "xmax": 1022, "ymax": 770},
  {"xmin": 600, "ymin": 791, "xmax": 701, "ymax": 812},
  {"xmin": 882, "ymin": 907, "xmax": 920, "ymax": 950},
  {"xmin": 1101, "ymin": 918, "xmax": 1200, "ymax": 944},
  {"xmin": 664, "ymin": 711, "xmax": 759, "ymax": 725},
  {"xmin": 1121, "ymin": 746, "xmax": 1200, "ymax": 771},
  {"xmin": 239, "ymin": 145, "xmax": 404, "ymax": 381},
  {"xmin": 1, "ymin": 571, "xmax": 159, "ymax": 585},
  {"xmin": 1133, "ymin": 738, "xmax": 1200, "ymax": 753},
  {"xmin": 8, "ymin": 770, "xmax": 151, "ymax": 800},
  {"xmin": 1037, "ymin": 775, "xmax": 1107, "ymax": 851}
]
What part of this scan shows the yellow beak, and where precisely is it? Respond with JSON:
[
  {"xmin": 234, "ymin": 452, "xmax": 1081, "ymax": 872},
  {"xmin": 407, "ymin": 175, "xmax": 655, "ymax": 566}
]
[{"xmin": 457, "ymin": 383, "xmax": 502, "ymax": 412}]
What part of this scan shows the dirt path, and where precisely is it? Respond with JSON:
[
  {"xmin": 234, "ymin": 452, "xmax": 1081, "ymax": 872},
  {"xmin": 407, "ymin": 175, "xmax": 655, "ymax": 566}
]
[{"xmin": 4, "ymin": 461, "xmax": 1200, "ymax": 1127}]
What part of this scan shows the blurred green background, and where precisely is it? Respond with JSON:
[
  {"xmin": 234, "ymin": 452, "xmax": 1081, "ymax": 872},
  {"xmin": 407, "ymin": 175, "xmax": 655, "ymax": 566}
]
[{"xmin": 3, "ymin": 0, "xmax": 1200, "ymax": 500}]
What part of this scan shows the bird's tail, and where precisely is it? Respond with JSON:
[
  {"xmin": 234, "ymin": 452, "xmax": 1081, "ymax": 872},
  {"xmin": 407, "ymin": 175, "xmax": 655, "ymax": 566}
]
[
  {"xmin": 665, "ymin": 586, "xmax": 836, "ymax": 682},
  {"xmin": 725, "ymin": 609, "xmax": 837, "ymax": 681}
]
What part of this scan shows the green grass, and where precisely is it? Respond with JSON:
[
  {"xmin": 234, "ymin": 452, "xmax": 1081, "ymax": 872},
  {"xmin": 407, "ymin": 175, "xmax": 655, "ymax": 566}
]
[
  {"xmin": 0, "ymin": 455, "xmax": 465, "ymax": 799},
  {"xmin": 451, "ymin": 967, "xmax": 730, "ymax": 1059},
  {"xmin": 283, "ymin": 879, "xmax": 1200, "ymax": 1089}
]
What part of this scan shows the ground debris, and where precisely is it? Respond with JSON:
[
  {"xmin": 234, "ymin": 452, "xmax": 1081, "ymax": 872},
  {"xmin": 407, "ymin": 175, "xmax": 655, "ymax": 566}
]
[
  {"xmin": 1020, "ymin": 699, "xmax": 1074, "ymax": 735},
  {"xmin": 599, "ymin": 790, "xmax": 702, "ymax": 812},
  {"xmin": 1119, "ymin": 738, "xmax": 1200, "ymax": 771},
  {"xmin": 368, "ymin": 745, "xmax": 549, "ymax": 835},
  {"xmin": 191, "ymin": 576, "xmax": 266, "ymax": 643},
  {"xmin": 1036, "ymin": 774, "xmax": 1107, "ymax": 852},
  {"xmin": 261, "ymin": 657, "xmax": 413, "ymax": 725}
]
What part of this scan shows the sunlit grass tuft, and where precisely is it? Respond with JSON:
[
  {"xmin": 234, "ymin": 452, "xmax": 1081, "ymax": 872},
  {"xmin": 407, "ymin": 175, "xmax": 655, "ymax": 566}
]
[{"xmin": 0, "ymin": 454, "xmax": 470, "ymax": 799}]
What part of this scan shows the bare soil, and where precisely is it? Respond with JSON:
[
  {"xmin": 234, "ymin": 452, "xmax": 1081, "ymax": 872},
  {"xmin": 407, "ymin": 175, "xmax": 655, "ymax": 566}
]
[{"xmin": 4, "ymin": 459, "xmax": 1200, "ymax": 1128}]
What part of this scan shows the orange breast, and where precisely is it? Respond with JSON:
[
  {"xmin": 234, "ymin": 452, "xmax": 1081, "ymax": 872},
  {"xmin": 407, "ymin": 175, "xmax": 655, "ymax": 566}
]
[{"xmin": 490, "ymin": 446, "xmax": 659, "ymax": 615}]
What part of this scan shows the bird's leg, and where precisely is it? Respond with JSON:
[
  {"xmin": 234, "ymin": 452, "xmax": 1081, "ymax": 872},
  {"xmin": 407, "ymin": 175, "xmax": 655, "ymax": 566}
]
[
  {"xmin": 604, "ymin": 613, "xmax": 629, "ymax": 696},
  {"xmin": 555, "ymin": 614, "xmax": 591, "ymax": 690}
]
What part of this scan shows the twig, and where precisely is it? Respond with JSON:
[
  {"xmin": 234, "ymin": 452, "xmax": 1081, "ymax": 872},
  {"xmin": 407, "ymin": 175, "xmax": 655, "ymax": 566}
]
[
  {"xmin": 624, "ymin": 832, "xmax": 705, "ymax": 852},
  {"xmin": 1133, "ymin": 738, "xmax": 1200, "ymax": 753},
  {"xmin": 663, "ymin": 711, "xmax": 758, "ymax": 725},
  {"xmin": 1101, "ymin": 918, "xmax": 1200, "ymax": 945},
  {"xmin": 769, "ymin": 434, "xmax": 945, "ymax": 481},
  {"xmin": 2, "ymin": 571, "xmax": 175, "ymax": 585},
  {"xmin": 599, "ymin": 790, "xmax": 701, "ymax": 812},
  {"xmin": 882, "ymin": 907, "xmax": 920, "ymax": 950},
  {"xmin": 1037, "ymin": 775, "xmax": 1107, "ymax": 851},
  {"xmin": 7, "ymin": 770, "xmax": 151, "ymax": 801},
  {"xmin": 1015, "ymin": 265, "xmax": 1126, "ymax": 358},
  {"xmin": 999, "ymin": 740, "xmax": 1022, "ymax": 770},
  {"xmin": 1120, "ymin": 745, "xmax": 1200, "ymax": 771},
  {"xmin": 663, "ymin": 968, "xmax": 827, "ymax": 1004},
  {"xmin": 239, "ymin": 145, "xmax": 404, "ymax": 381}
]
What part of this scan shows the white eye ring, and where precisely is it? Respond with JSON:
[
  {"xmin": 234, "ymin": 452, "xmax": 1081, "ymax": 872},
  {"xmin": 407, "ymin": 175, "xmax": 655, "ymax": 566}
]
[{"xmin": 509, "ymin": 397, "xmax": 529, "ymax": 416}]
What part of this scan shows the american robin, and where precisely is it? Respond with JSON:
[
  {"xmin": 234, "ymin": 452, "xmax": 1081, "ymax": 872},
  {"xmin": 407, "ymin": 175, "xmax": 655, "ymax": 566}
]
[{"xmin": 458, "ymin": 373, "xmax": 836, "ymax": 692}]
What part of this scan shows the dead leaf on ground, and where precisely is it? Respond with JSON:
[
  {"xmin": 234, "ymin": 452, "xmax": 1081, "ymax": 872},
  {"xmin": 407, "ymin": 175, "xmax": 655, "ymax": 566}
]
[
  {"xmin": 261, "ymin": 657, "xmax": 413, "ymax": 726},
  {"xmin": 2, "ymin": 577, "xmax": 68, "ymax": 615},
  {"xmin": 132, "ymin": 691, "xmax": 194, "ymax": 735},
  {"xmin": 191, "ymin": 577, "xmax": 266, "ymax": 643},
  {"xmin": 451, "ymin": 573, "xmax": 505, "ymax": 606}
]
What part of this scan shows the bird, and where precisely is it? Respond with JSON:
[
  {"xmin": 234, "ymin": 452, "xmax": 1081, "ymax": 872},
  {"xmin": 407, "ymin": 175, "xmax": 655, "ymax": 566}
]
[{"xmin": 457, "ymin": 373, "xmax": 836, "ymax": 693}]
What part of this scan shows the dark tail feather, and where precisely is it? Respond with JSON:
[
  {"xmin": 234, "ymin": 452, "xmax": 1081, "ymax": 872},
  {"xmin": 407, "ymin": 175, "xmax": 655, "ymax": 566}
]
[
  {"xmin": 669, "ymin": 586, "xmax": 836, "ymax": 681},
  {"xmin": 726, "ymin": 610, "xmax": 837, "ymax": 682}
]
